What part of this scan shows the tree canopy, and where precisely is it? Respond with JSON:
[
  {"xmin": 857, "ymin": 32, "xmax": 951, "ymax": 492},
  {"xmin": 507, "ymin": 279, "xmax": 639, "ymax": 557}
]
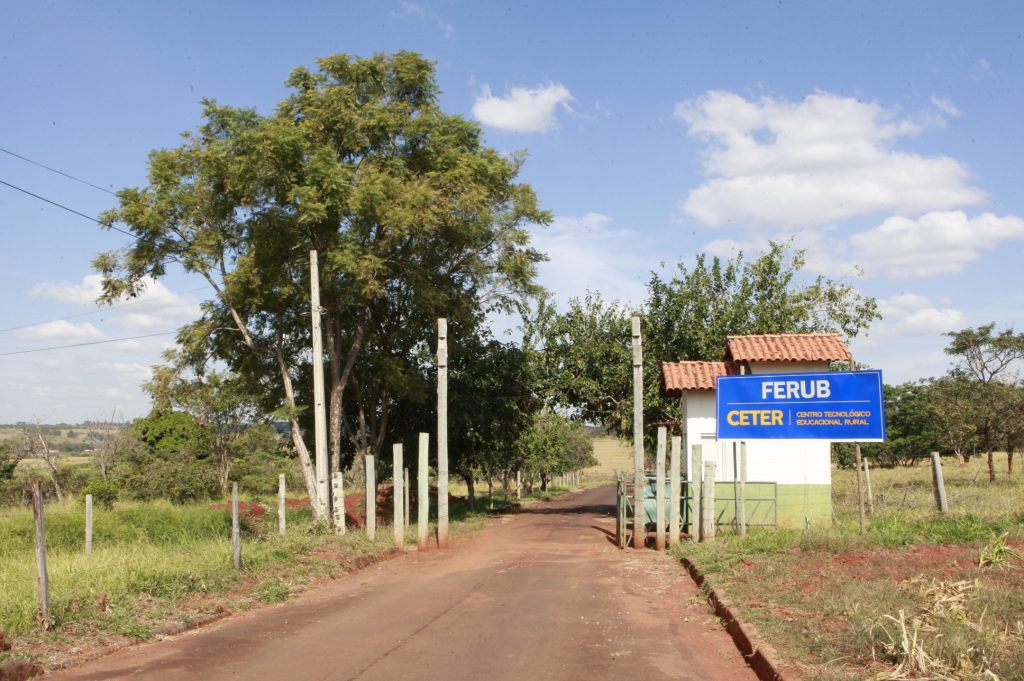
[
  {"xmin": 96, "ymin": 52, "xmax": 549, "ymax": 515},
  {"xmin": 529, "ymin": 242, "xmax": 880, "ymax": 444}
]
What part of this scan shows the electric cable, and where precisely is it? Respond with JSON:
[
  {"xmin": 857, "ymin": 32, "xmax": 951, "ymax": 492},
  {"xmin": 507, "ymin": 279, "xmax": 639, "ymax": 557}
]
[
  {"xmin": 0, "ymin": 146, "xmax": 115, "ymax": 194},
  {"xmin": 0, "ymin": 331, "xmax": 178, "ymax": 357}
]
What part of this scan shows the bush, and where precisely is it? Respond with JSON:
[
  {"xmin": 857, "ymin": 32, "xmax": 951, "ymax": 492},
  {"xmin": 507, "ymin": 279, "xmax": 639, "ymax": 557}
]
[
  {"xmin": 81, "ymin": 479, "xmax": 120, "ymax": 509},
  {"xmin": 116, "ymin": 458, "xmax": 220, "ymax": 504}
]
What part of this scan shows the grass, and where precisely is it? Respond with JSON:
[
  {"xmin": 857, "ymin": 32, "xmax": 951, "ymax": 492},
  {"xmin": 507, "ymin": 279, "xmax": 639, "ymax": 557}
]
[{"xmin": 674, "ymin": 452, "xmax": 1024, "ymax": 681}]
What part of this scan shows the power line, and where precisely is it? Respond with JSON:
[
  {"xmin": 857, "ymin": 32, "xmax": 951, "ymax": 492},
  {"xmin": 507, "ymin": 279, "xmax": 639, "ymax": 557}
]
[
  {"xmin": 0, "ymin": 331, "xmax": 178, "ymax": 357},
  {"xmin": 0, "ymin": 178, "xmax": 136, "ymax": 238},
  {"xmin": 0, "ymin": 284, "xmax": 212, "ymax": 334},
  {"xmin": 0, "ymin": 146, "xmax": 115, "ymax": 194}
]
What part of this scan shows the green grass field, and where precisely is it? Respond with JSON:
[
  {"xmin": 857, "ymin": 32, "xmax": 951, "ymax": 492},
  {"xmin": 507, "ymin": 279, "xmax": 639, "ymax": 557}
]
[{"xmin": 676, "ymin": 452, "xmax": 1024, "ymax": 681}]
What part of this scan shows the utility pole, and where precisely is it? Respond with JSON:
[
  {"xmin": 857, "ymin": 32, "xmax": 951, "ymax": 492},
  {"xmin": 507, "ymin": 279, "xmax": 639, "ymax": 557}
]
[
  {"xmin": 632, "ymin": 316, "xmax": 645, "ymax": 549},
  {"xmin": 310, "ymin": 250, "xmax": 329, "ymax": 521},
  {"xmin": 437, "ymin": 318, "xmax": 449, "ymax": 548}
]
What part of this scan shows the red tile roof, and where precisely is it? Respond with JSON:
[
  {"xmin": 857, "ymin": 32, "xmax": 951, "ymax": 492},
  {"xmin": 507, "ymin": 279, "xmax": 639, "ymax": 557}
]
[
  {"xmin": 661, "ymin": 361, "xmax": 735, "ymax": 395},
  {"xmin": 725, "ymin": 334, "xmax": 851, "ymax": 363}
]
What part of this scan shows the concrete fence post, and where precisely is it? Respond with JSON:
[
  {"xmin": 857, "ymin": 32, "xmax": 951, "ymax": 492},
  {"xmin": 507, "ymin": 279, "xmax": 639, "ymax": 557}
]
[
  {"xmin": 418, "ymin": 433, "xmax": 429, "ymax": 550},
  {"xmin": 700, "ymin": 461, "xmax": 717, "ymax": 542},
  {"xmin": 689, "ymin": 445, "xmax": 703, "ymax": 541},
  {"xmin": 737, "ymin": 443, "xmax": 747, "ymax": 537},
  {"xmin": 393, "ymin": 444, "xmax": 404, "ymax": 550},
  {"xmin": 669, "ymin": 435, "xmax": 681, "ymax": 548},
  {"xmin": 278, "ymin": 474, "xmax": 287, "ymax": 535},
  {"xmin": 85, "ymin": 493, "xmax": 93, "ymax": 555},
  {"xmin": 232, "ymin": 482, "xmax": 241, "ymax": 569},
  {"xmin": 332, "ymin": 472, "xmax": 346, "ymax": 532},
  {"xmin": 655, "ymin": 427, "xmax": 666, "ymax": 550},
  {"xmin": 365, "ymin": 454, "xmax": 376, "ymax": 540},
  {"xmin": 931, "ymin": 451, "xmax": 949, "ymax": 513}
]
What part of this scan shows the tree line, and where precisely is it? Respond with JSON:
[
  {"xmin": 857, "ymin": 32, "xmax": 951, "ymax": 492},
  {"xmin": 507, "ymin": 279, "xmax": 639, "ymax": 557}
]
[{"xmin": 846, "ymin": 323, "xmax": 1024, "ymax": 483}]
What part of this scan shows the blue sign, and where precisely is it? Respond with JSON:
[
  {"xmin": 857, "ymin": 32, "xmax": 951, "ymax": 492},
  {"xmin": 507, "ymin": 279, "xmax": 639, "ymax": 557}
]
[{"xmin": 716, "ymin": 370, "xmax": 885, "ymax": 441}]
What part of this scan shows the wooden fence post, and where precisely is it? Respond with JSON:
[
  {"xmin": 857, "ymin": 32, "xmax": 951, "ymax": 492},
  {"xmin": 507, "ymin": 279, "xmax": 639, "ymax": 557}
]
[
  {"xmin": 393, "ymin": 444, "xmax": 404, "ymax": 550},
  {"xmin": 737, "ymin": 443, "xmax": 747, "ymax": 537},
  {"xmin": 689, "ymin": 445, "xmax": 703, "ymax": 541},
  {"xmin": 85, "ymin": 493, "xmax": 93, "ymax": 555},
  {"xmin": 332, "ymin": 472, "xmax": 345, "ymax": 532},
  {"xmin": 232, "ymin": 482, "xmax": 241, "ymax": 570},
  {"xmin": 32, "ymin": 480, "xmax": 50, "ymax": 631},
  {"xmin": 655, "ymin": 427, "xmax": 666, "ymax": 550},
  {"xmin": 931, "ymin": 452, "xmax": 949, "ymax": 513},
  {"xmin": 854, "ymin": 443, "xmax": 866, "ymax": 534},
  {"xmin": 863, "ymin": 458, "xmax": 874, "ymax": 516},
  {"xmin": 700, "ymin": 461, "xmax": 717, "ymax": 542},
  {"xmin": 669, "ymin": 435, "xmax": 681, "ymax": 548},
  {"xmin": 418, "ymin": 433, "xmax": 429, "ymax": 550},
  {"xmin": 278, "ymin": 474, "xmax": 286, "ymax": 536},
  {"xmin": 365, "ymin": 454, "xmax": 376, "ymax": 540}
]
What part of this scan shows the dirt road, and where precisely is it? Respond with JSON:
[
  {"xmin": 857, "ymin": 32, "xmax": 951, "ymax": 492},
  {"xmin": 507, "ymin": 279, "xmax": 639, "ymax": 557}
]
[{"xmin": 48, "ymin": 485, "xmax": 756, "ymax": 680}]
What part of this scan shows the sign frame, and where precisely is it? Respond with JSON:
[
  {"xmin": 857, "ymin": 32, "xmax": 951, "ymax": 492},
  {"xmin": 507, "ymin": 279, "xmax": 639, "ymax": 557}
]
[{"xmin": 715, "ymin": 370, "xmax": 886, "ymax": 442}]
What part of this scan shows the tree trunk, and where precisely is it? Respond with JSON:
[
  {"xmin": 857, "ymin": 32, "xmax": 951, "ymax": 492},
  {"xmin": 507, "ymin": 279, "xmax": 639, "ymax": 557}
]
[
  {"xmin": 1008, "ymin": 448, "xmax": 1014, "ymax": 475},
  {"xmin": 501, "ymin": 471, "xmax": 510, "ymax": 502},
  {"xmin": 326, "ymin": 313, "xmax": 365, "ymax": 476},
  {"xmin": 540, "ymin": 473, "xmax": 548, "ymax": 492},
  {"xmin": 462, "ymin": 473, "xmax": 475, "ymax": 511},
  {"xmin": 487, "ymin": 477, "xmax": 493, "ymax": 510},
  {"xmin": 987, "ymin": 448, "xmax": 996, "ymax": 484},
  {"xmin": 275, "ymin": 346, "xmax": 319, "ymax": 511}
]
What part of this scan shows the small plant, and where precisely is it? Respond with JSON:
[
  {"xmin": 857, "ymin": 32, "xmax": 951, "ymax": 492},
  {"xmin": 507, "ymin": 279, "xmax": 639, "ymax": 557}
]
[
  {"xmin": 81, "ymin": 480, "xmax": 120, "ymax": 510},
  {"xmin": 254, "ymin": 579, "xmax": 290, "ymax": 604},
  {"xmin": 978, "ymin": 533, "xmax": 1022, "ymax": 569}
]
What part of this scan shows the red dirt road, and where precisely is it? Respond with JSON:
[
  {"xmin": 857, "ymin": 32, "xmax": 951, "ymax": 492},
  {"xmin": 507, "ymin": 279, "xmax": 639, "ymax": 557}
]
[{"xmin": 48, "ymin": 485, "xmax": 756, "ymax": 680}]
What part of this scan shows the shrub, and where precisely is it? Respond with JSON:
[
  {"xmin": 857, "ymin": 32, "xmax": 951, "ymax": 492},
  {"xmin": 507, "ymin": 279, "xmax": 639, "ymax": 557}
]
[{"xmin": 81, "ymin": 479, "xmax": 120, "ymax": 509}]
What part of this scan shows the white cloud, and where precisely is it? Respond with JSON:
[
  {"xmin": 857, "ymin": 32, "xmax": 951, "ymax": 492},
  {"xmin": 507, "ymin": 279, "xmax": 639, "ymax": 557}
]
[
  {"xmin": 874, "ymin": 293, "xmax": 965, "ymax": 337},
  {"xmin": 702, "ymin": 229, "xmax": 858, "ymax": 278},
  {"xmin": 29, "ymin": 274, "xmax": 104, "ymax": 305},
  {"xmin": 971, "ymin": 58, "xmax": 991, "ymax": 80},
  {"xmin": 850, "ymin": 211, "xmax": 1024, "ymax": 277},
  {"xmin": 27, "ymin": 274, "xmax": 203, "ymax": 330},
  {"xmin": 675, "ymin": 91, "xmax": 985, "ymax": 227},
  {"xmin": 472, "ymin": 83, "xmax": 573, "ymax": 133},
  {"xmin": 392, "ymin": 1, "xmax": 455, "ymax": 38},
  {"xmin": 15, "ymin": 320, "xmax": 106, "ymax": 343},
  {"xmin": 531, "ymin": 213, "xmax": 651, "ymax": 307},
  {"xmin": 930, "ymin": 96, "xmax": 961, "ymax": 118}
]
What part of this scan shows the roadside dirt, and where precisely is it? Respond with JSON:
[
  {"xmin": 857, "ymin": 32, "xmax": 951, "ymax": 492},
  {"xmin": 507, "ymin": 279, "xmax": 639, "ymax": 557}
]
[{"xmin": 45, "ymin": 485, "xmax": 756, "ymax": 680}]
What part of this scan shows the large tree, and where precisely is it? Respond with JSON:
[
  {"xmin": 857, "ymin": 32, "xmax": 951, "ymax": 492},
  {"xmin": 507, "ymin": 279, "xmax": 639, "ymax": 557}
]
[
  {"xmin": 942, "ymin": 324, "xmax": 1024, "ymax": 483},
  {"xmin": 96, "ymin": 52, "xmax": 548, "ymax": 516},
  {"xmin": 530, "ymin": 242, "xmax": 879, "ymax": 444}
]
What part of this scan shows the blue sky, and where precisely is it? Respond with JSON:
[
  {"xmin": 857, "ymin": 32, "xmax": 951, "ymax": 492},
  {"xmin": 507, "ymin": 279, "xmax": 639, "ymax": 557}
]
[{"xmin": 1, "ymin": 1, "xmax": 1022, "ymax": 423}]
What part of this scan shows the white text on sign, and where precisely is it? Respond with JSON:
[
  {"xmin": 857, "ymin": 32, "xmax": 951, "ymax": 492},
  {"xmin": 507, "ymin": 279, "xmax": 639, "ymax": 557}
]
[{"xmin": 760, "ymin": 379, "xmax": 831, "ymax": 400}]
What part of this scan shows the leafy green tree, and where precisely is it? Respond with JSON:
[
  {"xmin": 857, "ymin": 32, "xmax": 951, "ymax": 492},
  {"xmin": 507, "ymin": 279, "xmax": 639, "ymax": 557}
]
[
  {"xmin": 0, "ymin": 442, "xmax": 17, "ymax": 480},
  {"xmin": 95, "ymin": 52, "xmax": 548, "ymax": 516},
  {"xmin": 145, "ymin": 362, "xmax": 266, "ymax": 496},
  {"xmin": 530, "ymin": 242, "xmax": 879, "ymax": 447},
  {"xmin": 520, "ymin": 412, "xmax": 595, "ymax": 491},
  {"xmin": 120, "ymin": 411, "xmax": 220, "ymax": 503},
  {"xmin": 943, "ymin": 324, "xmax": 1024, "ymax": 483},
  {"xmin": 856, "ymin": 382, "xmax": 944, "ymax": 467}
]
